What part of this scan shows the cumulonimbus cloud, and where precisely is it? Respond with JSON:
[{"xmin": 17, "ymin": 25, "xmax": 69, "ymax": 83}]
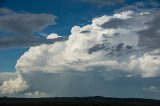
[
  {"xmin": 16, "ymin": 10, "xmax": 160, "ymax": 78},
  {"xmin": 0, "ymin": 9, "xmax": 160, "ymax": 97}
]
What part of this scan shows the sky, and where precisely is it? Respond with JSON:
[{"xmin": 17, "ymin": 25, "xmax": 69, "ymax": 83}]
[{"xmin": 0, "ymin": 0, "xmax": 160, "ymax": 99}]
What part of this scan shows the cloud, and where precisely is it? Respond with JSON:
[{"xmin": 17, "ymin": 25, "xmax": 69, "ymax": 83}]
[
  {"xmin": 15, "ymin": 10, "xmax": 153, "ymax": 75},
  {"xmin": 2, "ymin": 71, "xmax": 160, "ymax": 98},
  {"xmin": 138, "ymin": 12, "xmax": 160, "ymax": 51},
  {"xmin": 0, "ymin": 72, "xmax": 17, "ymax": 84},
  {"xmin": 0, "ymin": 74, "xmax": 28, "ymax": 95},
  {"xmin": 82, "ymin": 0, "xmax": 124, "ymax": 5},
  {"xmin": 143, "ymin": 86, "xmax": 160, "ymax": 93},
  {"xmin": 24, "ymin": 91, "xmax": 48, "ymax": 98},
  {"xmin": 15, "ymin": 10, "xmax": 160, "ymax": 78},
  {"xmin": 0, "ymin": 9, "xmax": 160, "ymax": 98},
  {"xmin": 129, "ymin": 49, "xmax": 160, "ymax": 78},
  {"xmin": 115, "ymin": 0, "xmax": 160, "ymax": 13},
  {"xmin": 0, "ymin": 8, "xmax": 62, "ymax": 49},
  {"xmin": 0, "ymin": 34, "xmax": 67, "ymax": 49},
  {"xmin": 47, "ymin": 33, "xmax": 61, "ymax": 39},
  {"xmin": 0, "ymin": 9, "xmax": 56, "ymax": 34}
]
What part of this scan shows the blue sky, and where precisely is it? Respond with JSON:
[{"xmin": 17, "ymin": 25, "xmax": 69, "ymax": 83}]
[{"xmin": 0, "ymin": 0, "xmax": 160, "ymax": 98}]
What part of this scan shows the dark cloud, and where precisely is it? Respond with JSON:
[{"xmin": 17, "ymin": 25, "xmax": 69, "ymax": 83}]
[
  {"xmin": 88, "ymin": 44, "xmax": 106, "ymax": 54},
  {"xmin": 88, "ymin": 43, "xmax": 134, "ymax": 56},
  {"xmin": 116, "ymin": 43, "xmax": 124, "ymax": 52},
  {"xmin": 82, "ymin": 0, "xmax": 124, "ymax": 5},
  {"xmin": 1, "ymin": 70, "xmax": 160, "ymax": 98},
  {"xmin": 20, "ymin": 71, "xmax": 160, "ymax": 99},
  {"xmin": 98, "ymin": 10, "xmax": 160, "ymax": 52},
  {"xmin": 138, "ymin": 12, "xmax": 160, "ymax": 51},
  {"xmin": 0, "ymin": 35, "xmax": 67, "ymax": 49},
  {"xmin": 0, "ymin": 8, "xmax": 59, "ymax": 49},
  {"xmin": 101, "ymin": 18, "xmax": 126, "ymax": 29},
  {"xmin": 0, "ymin": 11, "xmax": 56, "ymax": 34}
]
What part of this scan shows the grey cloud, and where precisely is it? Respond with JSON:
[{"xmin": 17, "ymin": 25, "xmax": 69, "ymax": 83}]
[
  {"xmin": 0, "ymin": 72, "xmax": 17, "ymax": 84},
  {"xmin": 0, "ymin": 8, "xmax": 58, "ymax": 49},
  {"xmin": 88, "ymin": 44, "xmax": 106, "ymax": 54},
  {"xmin": 11, "ymin": 71, "xmax": 160, "ymax": 99},
  {"xmin": 82, "ymin": 0, "xmax": 124, "ymax": 5},
  {"xmin": 143, "ymin": 86, "xmax": 160, "ymax": 93},
  {"xmin": 80, "ymin": 30, "xmax": 91, "ymax": 33},
  {"xmin": 116, "ymin": 43, "xmax": 124, "ymax": 52},
  {"xmin": 0, "ymin": 35, "xmax": 67, "ymax": 49},
  {"xmin": 100, "ymin": 16, "xmax": 148, "ymax": 29},
  {"xmin": 98, "ymin": 10, "xmax": 160, "ymax": 52},
  {"xmin": 88, "ymin": 43, "xmax": 134, "ymax": 56},
  {"xmin": 101, "ymin": 18, "xmax": 126, "ymax": 29},
  {"xmin": 115, "ymin": 0, "xmax": 160, "ymax": 13},
  {"xmin": 0, "ymin": 12, "xmax": 56, "ymax": 34},
  {"xmin": 138, "ymin": 12, "xmax": 160, "ymax": 51}
]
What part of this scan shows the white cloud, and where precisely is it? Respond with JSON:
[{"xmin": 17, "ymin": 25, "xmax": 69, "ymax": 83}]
[
  {"xmin": 0, "ymin": 74, "xmax": 28, "ymax": 95},
  {"xmin": 0, "ymin": 10, "xmax": 160, "ymax": 97},
  {"xmin": 129, "ymin": 49, "xmax": 160, "ymax": 77},
  {"xmin": 24, "ymin": 91, "xmax": 48, "ymax": 98},
  {"xmin": 113, "ymin": 11, "xmax": 134, "ymax": 19},
  {"xmin": 0, "ymin": 72, "xmax": 17, "ymax": 84},
  {"xmin": 15, "ymin": 10, "xmax": 152, "ymax": 74},
  {"xmin": 47, "ymin": 33, "xmax": 61, "ymax": 39}
]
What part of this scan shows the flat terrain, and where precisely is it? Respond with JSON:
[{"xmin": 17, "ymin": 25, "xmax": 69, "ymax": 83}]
[{"xmin": 0, "ymin": 96, "xmax": 160, "ymax": 106}]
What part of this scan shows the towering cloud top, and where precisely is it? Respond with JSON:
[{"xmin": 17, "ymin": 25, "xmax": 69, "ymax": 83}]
[
  {"xmin": 16, "ymin": 10, "xmax": 160, "ymax": 78},
  {"xmin": 0, "ymin": 6, "xmax": 160, "ymax": 97}
]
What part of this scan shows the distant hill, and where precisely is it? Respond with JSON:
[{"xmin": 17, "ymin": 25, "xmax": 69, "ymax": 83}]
[{"xmin": 0, "ymin": 96, "xmax": 160, "ymax": 106}]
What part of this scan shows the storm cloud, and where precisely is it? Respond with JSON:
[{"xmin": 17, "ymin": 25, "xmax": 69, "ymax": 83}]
[
  {"xmin": 138, "ymin": 12, "xmax": 160, "ymax": 51},
  {"xmin": 0, "ymin": 5, "xmax": 160, "ymax": 98},
  {"xmin": 0, "ymin": 8, "xmax": 64, "ymax": 49}
]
